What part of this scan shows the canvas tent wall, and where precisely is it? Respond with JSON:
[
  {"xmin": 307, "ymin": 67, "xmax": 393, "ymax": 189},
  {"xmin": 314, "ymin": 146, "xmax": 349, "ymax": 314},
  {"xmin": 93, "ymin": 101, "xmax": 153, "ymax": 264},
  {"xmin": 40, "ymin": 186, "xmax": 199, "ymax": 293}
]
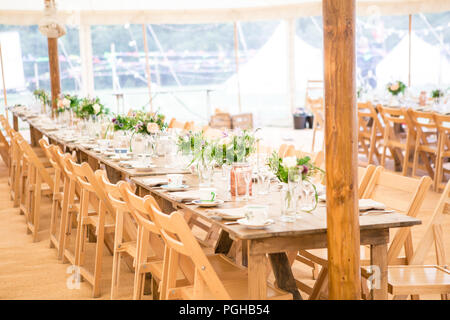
[
  {"xmin": 224, "ymin": 22, "xmax": 322, "ymax": 102},
  {"xmin": 376, "ymin": 32, "xmax": 450, "ymax": 91}
]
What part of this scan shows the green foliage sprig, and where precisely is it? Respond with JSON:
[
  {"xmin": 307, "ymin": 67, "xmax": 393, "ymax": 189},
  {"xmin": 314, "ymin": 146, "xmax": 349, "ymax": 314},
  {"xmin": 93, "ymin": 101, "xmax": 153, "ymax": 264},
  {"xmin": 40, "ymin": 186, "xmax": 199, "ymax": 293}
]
[
  {"xmin": 211, "ymin": 129, "xmax": 258, "ymax": 165},
  {"xmin": 432, "ymin": 89, "xmax": 444, "ymax": 99},
  {"xmin": 33, "ymin": 89, "xmax": 50, "ymax": 106},
  {"xmin": 75, "ymin": 97, "xmax": 109, "ymax": 119},
  {"xmin": 111, "ymin": 109, "xmax": 167, "ymax": 134}
]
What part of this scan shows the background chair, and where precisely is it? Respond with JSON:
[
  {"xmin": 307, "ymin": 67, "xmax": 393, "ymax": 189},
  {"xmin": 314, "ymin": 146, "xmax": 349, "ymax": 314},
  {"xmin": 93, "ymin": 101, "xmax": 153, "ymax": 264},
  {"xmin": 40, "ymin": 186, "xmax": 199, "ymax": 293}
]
[
  {"xmin": 357, "ymin": 102, "xmax": 383, "ymax": 165},
  {"xmin": 378, "ymin": 106, "xmax": 414, "ymax": 176},
  {"xmin": 433, "ymin": 113, "xmax": 450, "ymax": 191}
]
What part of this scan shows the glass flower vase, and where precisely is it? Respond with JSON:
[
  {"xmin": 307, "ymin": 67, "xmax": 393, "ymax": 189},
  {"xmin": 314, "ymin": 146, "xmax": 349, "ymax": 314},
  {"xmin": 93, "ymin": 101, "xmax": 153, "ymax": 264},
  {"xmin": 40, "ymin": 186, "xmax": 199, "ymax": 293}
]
[
  {"xmin": 230, "ymin": 162, "xmax": 252, "ymax": 200},
  {"xmin": 280, "ymin": 183, "xmax": 296, "ymax": 222}
]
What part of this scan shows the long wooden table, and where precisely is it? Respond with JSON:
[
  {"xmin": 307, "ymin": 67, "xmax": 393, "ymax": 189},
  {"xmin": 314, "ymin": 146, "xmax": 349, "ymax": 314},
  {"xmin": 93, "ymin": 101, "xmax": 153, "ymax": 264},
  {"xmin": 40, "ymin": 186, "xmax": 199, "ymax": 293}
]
[{"xmin": 11, "ymin": 107, "xmax": 422, "ymax": 300}]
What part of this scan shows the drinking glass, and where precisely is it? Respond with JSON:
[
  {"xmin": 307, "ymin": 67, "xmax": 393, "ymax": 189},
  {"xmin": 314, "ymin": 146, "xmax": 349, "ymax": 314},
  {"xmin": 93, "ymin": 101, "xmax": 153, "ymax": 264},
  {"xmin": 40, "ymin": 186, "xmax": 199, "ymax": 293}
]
[
  {"xmin": 198, "ymin": 162, "xmax": 214, "ymax": 187},
  {"xmin": 257, "ymin": 166, "xmax": 272, "ymax": 195},
  {"xmin": 221, "ymin": 163, "xmax": 231, "ymax": 180},
  {"xmin": 242, "ymin": 168, "xmax": 252, "ymax": 201},
  {"xmin": 297, "ymin": 180, "xmax": 317, "ymax": 213}
]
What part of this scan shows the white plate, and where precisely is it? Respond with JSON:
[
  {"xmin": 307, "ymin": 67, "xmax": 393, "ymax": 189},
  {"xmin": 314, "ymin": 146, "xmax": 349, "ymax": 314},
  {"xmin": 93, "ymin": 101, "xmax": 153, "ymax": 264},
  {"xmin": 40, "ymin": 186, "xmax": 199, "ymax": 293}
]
[
  {"xmin": 160, "ymin": 184, "xmax": 189, "ymax": 192},
  {"xmin": 191, "ymin": 199, "xmax": 224, "ymax": 207},
  {"xmin": 237, "ymin": 218, "xmax": 274, "ymax": 229}
]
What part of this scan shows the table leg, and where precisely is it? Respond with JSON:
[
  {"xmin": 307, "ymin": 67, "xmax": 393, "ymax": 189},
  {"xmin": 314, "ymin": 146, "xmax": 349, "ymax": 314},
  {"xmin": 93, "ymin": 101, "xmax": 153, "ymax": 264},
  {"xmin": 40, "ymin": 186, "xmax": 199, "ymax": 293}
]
[
  {"xmin": 370, "ymin": 243, "xmax": 388, "ymax": 300},
  {"xmin": 269, "ymin": 252, "xmax": 302, "ymax": 300},
  {"xmin": 214, "ymin": 230, "xmax": 233, "ymax": 255},
  {"xmin": 248, "ymin": 250, "xmax": 268, "ymax": 300}
]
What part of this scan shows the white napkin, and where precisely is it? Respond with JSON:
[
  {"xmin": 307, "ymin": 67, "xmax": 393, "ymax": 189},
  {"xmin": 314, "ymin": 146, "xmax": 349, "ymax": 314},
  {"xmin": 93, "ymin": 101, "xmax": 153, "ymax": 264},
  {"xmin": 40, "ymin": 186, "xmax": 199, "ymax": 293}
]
[
  {"xmin": 208, "ymin": 207, "xmax": 246, "ymax": 220},
  {"xmin": 359, "ymin": 199, "xmax": 386, "ymax": 211},
  {"xmin": 317, "ymin": 197, "xmax": 386, "ymax": 212},
  {"xmin": 169, "ymin": 190, "xmax": 200, "ymax": 202},
  {"xmin": 141, "ymin": 177, "xmax": 168, "ymax": 187}
]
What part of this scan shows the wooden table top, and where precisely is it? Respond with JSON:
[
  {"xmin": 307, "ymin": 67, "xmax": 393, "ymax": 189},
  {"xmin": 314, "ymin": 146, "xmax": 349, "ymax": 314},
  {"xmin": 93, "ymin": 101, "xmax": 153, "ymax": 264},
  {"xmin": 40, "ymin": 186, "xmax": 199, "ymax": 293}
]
[{"xmin": 132, "ymin": 174, "xmax": 421, "ymax": 241}]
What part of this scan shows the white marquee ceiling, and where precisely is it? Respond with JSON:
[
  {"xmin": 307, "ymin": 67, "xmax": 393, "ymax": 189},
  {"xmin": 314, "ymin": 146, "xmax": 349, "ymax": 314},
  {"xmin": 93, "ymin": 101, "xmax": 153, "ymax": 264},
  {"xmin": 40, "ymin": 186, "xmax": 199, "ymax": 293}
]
[{"xmin": 0, "ymin": 0, "xmax": 449, "ymax": 25}]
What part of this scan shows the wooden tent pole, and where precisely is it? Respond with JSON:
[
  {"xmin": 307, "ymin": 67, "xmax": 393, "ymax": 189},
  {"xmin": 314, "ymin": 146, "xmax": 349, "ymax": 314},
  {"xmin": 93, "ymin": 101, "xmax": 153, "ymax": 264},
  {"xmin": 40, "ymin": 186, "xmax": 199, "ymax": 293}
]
[
  {"xmin": 408, "ymin": 14, "xmax": 412, "ymax": 87},
  {"xmin": 142, "ymin": 24, "xmax": 153, "ymax": 112},
  {"xmin": 323, "ymin": 0, "xmax": 361, "ymax": 300},
  {"xmin": 233, "ymin": 22, "xmax": 242, "ymax": 113},
  {"xmin": 0, "ymin": 44, "xmax": 8, "ymax": 121},
  {"xmin": 47, "ymin": 37, "xmax": 61, "ymax": 117}
]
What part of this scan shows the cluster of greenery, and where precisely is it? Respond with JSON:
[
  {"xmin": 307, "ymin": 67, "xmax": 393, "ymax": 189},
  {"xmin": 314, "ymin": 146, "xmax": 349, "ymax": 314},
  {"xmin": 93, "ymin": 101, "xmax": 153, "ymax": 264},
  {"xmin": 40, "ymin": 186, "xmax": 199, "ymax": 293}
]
[
  {"xmin": 111, "ymin": 110, "xmax": 167, "ymax": 134},
  {"xmin": 34, "ymin": 89, "xmax": 108, "ymax": 118},
  {"xmin": 432, "ymin": 89, "xmax": 445, "ymax": 99},
  {"xmin": 33, "ymin": 89, "xmax": 50, "ymax": 106},
  {"xmin": 267, "ymin": 151, "xmax": 324, "ymax": 212},
  {"xmin": 210, "ymin": 130, "xmax": 257, "ymax": 164},
  {"xmin": 73, "ymin": 97, "xmax": 109, "ymax": 119},
  {"xmin": 387, "ymin": 81, "xmax": 407, "ymax": 96},
  {"xmin": 176, "ymin": 129, "xmax": 257, "ymax": 167},
  {"xmin": 56, "ymin": 93, "xmax": 81, "ymax": 114},
  {"xmin": 267, "ymin": 152, "xmax": 323, "ymax": 184}
]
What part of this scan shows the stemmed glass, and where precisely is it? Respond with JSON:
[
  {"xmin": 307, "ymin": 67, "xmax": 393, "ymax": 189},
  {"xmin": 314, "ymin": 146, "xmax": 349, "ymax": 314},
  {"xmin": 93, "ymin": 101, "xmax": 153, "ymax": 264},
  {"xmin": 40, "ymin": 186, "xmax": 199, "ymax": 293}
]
[
  {"xmin": 257, "ymin": 165, "xmax": 272, "ymax": 196},
  {"xmin": 198, "ymin": 161, "xmax": 214, "ymax": 187},
  {"xmin": 242, "ymin": 168, "xmax": 252, "ymax": 201}
]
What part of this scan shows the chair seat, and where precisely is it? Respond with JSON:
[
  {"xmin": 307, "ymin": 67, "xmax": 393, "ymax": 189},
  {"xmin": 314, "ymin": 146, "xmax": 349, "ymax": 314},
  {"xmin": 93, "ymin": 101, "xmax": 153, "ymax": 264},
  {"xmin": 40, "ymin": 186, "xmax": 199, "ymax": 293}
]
[
  {"xmin": 84, "ymin": 215, "xmax": 115, "ymax": 232},
  {"xmin": 147, "ymin": 259, "xmax": 190, "ymax": 285},
  {"xmin": 168, "ymin": 253, "xmax": 291, "ymax": 300},
  {"xmin": 177, "ymin": 279, "xmax": 292, "ymax": 300},
  {"xmin": 387, "ymin": 265, "xmax": 450, "ymax": 295},
  {"xmin": 417, "ymin": 144, "xmax": 437, "ymax": 153}
]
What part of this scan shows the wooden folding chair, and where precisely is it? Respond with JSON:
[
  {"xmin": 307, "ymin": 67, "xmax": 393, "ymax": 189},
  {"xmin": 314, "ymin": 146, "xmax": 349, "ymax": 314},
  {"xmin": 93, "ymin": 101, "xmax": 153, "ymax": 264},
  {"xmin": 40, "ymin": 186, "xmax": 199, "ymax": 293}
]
[
  {"xmin": 9, "ymin": 132, "xmax": 25, "ymax": 207},
  {"xmin": 168, "ymin": 118, "xmax": 185, "ymax": 130},
  {"xmin": 294, "ymin": 149, "xmax": 325, "ymax": 169},
  {"xmin": 209, "ymin": 113, "xmax": 232, "ymax": 130},
  {"xmin": 306, "ymin": 97, "xmax": 324, "ymax": 152},
  {"xmin": 183, "ymin": 121, "xmax": 195, "ymax": 131},
  {"xmin": 69, "ymin": 159, "xmax": 116, "ymax": 298},
  {"xmin": 363, "ymin": 180, "xmax": 450, "ymax": 300},
  {"xmin": 118, "ymin": 182, "xmax": 177, "ymax": 300},
  {"xmin": 407, "ymin": 109, "xmax": 438, "ymax": 179},
  {"xmin": 95, "ymin": 171, "xmax": 136, "ymax": 299},
  {"xmin": 277, "ymin": 144, "xmax": 288, "ymax": 157},
  {"xmin": 54, "ymin": 147, "xmax": 82, "ymax": 261},
  {"xmin": 357, "ymin": 102, "xmax": 383, "ymax": 165},
  {"xmin": 39, "ymin": 139, "xmax": 67, "ymax": 250},
  {"xmin": 150, "ymin": 205, "xmax": 292, "ymax": 300},
  {"xmin": 362, "ymin": 167, "xmax": 432, "ymax": 265},
  {"xmin": 231, "ymin": 113, "xmax": 253, "ymax": 130},
  {"xmin": 279, "ymin": 144, "xmax": 296, "ymax": 157},
  {"xmin": 378, "ymin": 106, "xmax": 414, "ymax": 176},
  {"xmin": 433, "ymin": 113, "xmax": 450, "ymax": 191},
  {"xmin": 0, "ymin": 116, "xmax": 10, "ymax": 167},
  {"xmin": 16, "ymin": 137, "xmax": 55, "ymax": 242}
]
